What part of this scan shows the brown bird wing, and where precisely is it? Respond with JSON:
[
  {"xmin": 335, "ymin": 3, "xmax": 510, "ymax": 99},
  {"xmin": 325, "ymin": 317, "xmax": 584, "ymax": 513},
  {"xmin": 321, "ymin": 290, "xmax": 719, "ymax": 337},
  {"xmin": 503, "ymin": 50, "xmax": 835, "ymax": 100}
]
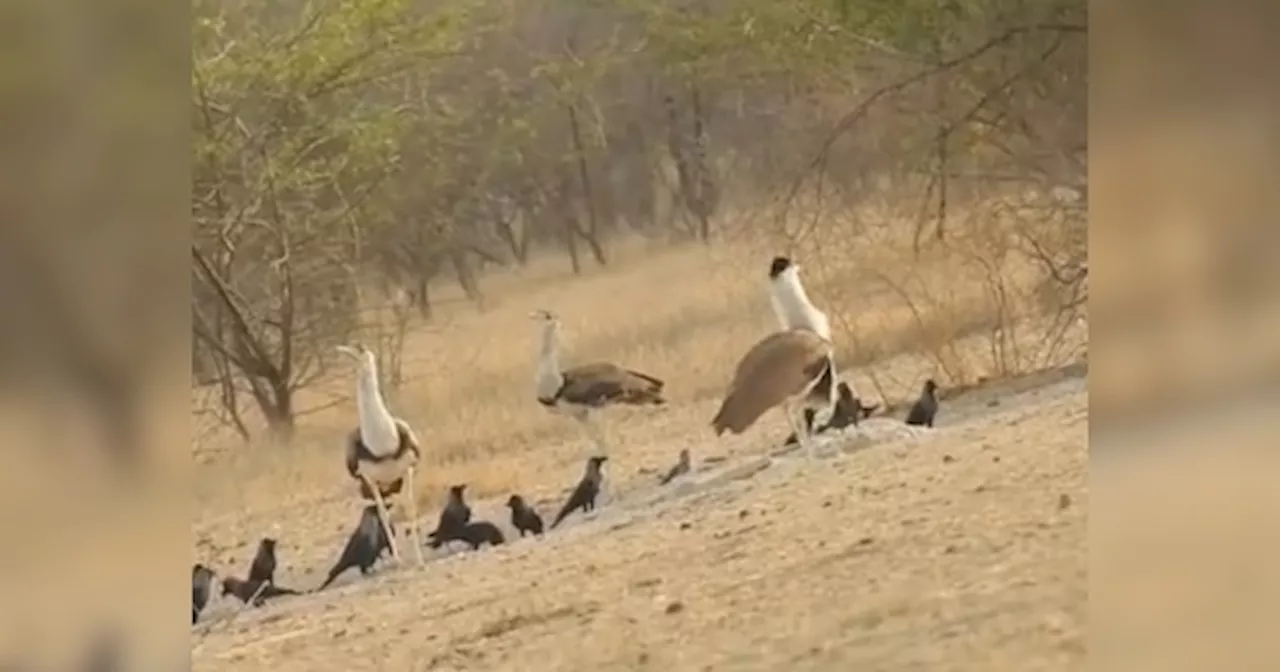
[
  {"xmin": 711, "ymin": 330, "xmax": 832, "ymax": 435},
  {"xmin": 560, "ymin": 361, "xmax": 664, "ymax": 407}
]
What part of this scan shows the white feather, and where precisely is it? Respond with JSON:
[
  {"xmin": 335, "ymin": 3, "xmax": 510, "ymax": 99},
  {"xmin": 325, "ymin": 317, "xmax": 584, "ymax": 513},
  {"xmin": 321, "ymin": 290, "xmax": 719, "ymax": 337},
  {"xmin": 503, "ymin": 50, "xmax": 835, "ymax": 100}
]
[
  {"xmin": 535, "ymin": 318, "xmax": 567, "ymax": 400},
  {"xmin": 769, "ymin": 265, "xmax": 831, "ymax": 340},
  {"xmin": 352, "ymin": 349, "xmax": 400, "ymax": 457}
]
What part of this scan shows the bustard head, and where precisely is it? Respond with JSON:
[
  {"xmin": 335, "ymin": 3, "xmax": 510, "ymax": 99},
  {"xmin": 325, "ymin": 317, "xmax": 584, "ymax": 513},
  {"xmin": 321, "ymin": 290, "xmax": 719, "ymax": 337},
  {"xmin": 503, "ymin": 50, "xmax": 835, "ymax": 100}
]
[
  {"xmin": 768, "ymin": 256, "xmax": 795, "ymax": 279},
  {"xmin": 766, "ymin": 255, "xmax": 830, "ymax": 340},
  {"xmin": 505, "ymin": 494, "xmax": 525, "ymax": 509},
  {"xmin": 922, "ymin": 379, "xmax": 939, "ymax": 396},
  {"xmin": 529, "ymin": 308, "xmax": 560, "ymax": 325},
  {"xmin": 336, "ymin": 343, "xmax": 377, "ymax": 372}
]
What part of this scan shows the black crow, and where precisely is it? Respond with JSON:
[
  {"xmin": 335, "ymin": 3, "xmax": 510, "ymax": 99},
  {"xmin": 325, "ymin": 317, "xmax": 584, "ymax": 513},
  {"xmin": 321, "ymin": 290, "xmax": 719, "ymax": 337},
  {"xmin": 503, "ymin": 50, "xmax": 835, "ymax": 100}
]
[{"xmin": 550, "ymin": 456, "xmax": 607, "ymax": 529}]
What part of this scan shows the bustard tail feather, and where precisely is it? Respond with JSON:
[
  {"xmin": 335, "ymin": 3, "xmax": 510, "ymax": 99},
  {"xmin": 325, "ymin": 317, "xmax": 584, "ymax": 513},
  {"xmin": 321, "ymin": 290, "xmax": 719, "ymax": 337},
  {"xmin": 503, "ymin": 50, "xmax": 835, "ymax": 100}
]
[{"xmin": 622, "ymin": 368, "xmax": 665, "ymax": 405}]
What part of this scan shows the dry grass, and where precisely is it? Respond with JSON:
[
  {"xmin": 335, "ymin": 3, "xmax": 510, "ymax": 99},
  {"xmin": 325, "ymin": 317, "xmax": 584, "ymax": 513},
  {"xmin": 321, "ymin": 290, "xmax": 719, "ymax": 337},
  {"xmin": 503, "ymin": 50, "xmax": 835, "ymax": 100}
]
[{"xmin": 192, "ymin": 200, "xmax": 1084, "ymax": 530}]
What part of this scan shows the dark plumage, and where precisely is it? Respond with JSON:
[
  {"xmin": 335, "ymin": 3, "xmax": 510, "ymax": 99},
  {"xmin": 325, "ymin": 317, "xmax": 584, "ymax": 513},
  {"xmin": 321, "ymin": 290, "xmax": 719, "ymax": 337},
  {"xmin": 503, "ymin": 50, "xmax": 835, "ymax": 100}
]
[
  {"xmin": 551, "ymin": 456, "xmax": 607, "ymax": 529},
  {"xmin": 658, "ymin": 449, "xmax": 691, "ymax": 485},
  {"xmin": 904, "ymin": 379, "xmax": 940, "ymax": 427},
  {"xmin": 506, "ymin": 494, "xmax": 545, "ymax": 537},
  {"xmin": 541, "ymin": 362, "xmax": 667, "ymax": 409},
  {"xmin": 456, "ymin": 521, "xmax": 506, "ymax": 549},
  {"xmin": 192, "ymin": 564, "xmax": 216, "ymax": 625},
  {"xmin": 319, "ymin": 505, "xmax": 396, "ymax": 590},
  {"xmin": 768, "ymin": 256, "xmax": 792, "ymax": 278},
  {"xmin": 247, "ymin": 537, "xmax": 278, "ymax": 586},
  {"xmin": 220, "ymin": 576, "xmax": 299, "ymax": 606},
  {"xmin": 783, "ymin": 382, "xmax": 880, "ymax": 447},
  {"xmin": 426, "ymin": 485, "xmax": 473, "ymax": 549},
  {"xmin": 344, "ymin": 424, "xmax": 418, "ymax": 500}
]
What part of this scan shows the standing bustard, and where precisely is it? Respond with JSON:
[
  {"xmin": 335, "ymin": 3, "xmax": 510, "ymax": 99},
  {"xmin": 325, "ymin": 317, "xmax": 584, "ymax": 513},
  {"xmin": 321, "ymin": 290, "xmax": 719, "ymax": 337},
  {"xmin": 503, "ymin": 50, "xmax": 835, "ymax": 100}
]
[
  {"xmin": 530, "ymin": 309, "xmax": 666, "ymax": 457},
  {"xmin": 711, "ymin": 256, "xmax": 838, "ymax": 459},
  {"xmin": 335, "ymin": 343, "xmax": 425, "ymax": 565}
]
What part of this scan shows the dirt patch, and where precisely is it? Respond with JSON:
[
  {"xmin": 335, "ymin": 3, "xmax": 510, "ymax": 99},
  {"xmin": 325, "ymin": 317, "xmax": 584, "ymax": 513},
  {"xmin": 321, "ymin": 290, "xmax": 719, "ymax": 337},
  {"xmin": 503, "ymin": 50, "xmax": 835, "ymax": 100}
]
[{"xmin": 193, "ymin": 366, "xmax": 1086, "ymax": 671}]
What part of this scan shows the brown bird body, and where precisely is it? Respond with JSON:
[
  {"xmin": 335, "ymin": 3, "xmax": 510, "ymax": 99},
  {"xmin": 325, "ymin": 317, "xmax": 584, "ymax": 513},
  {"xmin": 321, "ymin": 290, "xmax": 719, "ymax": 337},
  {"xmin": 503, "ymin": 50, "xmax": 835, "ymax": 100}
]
[
  {"xmin": 711, "ymin": 329, "xmax": 834, "ymax": 436},
  {"xmin": 546, "ymin": 361, "xmax": 666, "ymax": 411}
]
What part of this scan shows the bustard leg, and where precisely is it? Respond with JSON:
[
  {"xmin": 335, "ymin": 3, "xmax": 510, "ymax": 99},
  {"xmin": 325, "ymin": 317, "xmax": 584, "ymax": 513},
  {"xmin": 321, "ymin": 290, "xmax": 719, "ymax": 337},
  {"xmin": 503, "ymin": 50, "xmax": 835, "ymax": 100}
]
[
  {"xmin": 361, "ymin": 475, "xmax": 401, "ymax": 561},
  {"xmin": 578, "ymin": 413, "xmax": 616, "ymax": 499},
  {"xmin": 783, "ymin": 402, "xmax": 816, "ymax": 460},
  {"xmin": 579, "ymin": 412, "xmax": 609, "ymax": 457},
  {"xmin": 404, "ymin": 466, "xmax": 425, "ymax": 565}
]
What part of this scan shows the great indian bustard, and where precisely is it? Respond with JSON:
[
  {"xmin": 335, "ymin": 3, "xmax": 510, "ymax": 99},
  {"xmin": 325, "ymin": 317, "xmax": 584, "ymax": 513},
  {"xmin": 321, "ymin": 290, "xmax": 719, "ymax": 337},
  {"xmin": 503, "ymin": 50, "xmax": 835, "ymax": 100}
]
[
  {"xmin": 766, "ymin": 256, "xmax": 846, "ymax": 426},
  {"xmin": 710, "ymin": 256, "xmax": 838, "ymax": 459},
  {"xmin": 336, "ymin": 343, "xmax": 425, "ymax": 565},
  {"xmin": 530, "ymin": 309, "xmax": 666, "ymax": 457}
]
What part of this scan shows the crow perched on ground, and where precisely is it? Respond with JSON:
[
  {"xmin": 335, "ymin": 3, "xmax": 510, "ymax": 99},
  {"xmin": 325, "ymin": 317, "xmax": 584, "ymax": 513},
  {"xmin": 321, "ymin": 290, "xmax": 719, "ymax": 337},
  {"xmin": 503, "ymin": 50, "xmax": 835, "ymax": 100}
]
[
  {"xmin": 505, "ymin": 494, "xmax": 544, "ymax": 537},
  {"xmin": 456, "ymin": 521, "xmax": 506, "ymax": 549},
  {"xmin": 427, "ymin": 484, "xmax": 473, "ymax": 549},
  {"xmin": 220, "ymin": 576, "xmax": 299, "ymax": 606},
  {"xmin": 782, "ymin": 381, "xmax": 879, "ymax": 447},
  {"xmin": 247, "ymin": 537, "xmax": 279, "ymax": 587},
  {"xmin": 904, "ymin": 379, "xmax": 940, "ymax": 428},
  {"xmin": 550, "ymin": 456, "xmax": 607, "ymax": 529},
  {"xmin": 318, "ymin": 505, "xmax": 396, "ymax": 590},
  {"xmin": 192, "ymin": 564, "xmax": 217, "ymax": 625},
  {"xmin": 657, "ymin": 449, "xmax": 691, "ymax": 486}
]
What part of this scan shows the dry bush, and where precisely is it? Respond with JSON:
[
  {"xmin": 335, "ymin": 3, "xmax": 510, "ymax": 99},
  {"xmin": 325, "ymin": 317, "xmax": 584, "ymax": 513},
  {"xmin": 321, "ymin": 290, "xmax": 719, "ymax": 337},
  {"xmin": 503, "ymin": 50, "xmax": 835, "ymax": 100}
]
[
  {"xmin": 796, "ymin": 192, "xmax": 1087, "ymax": 406},
  {"xmin": 192, "ymin": 199, "xmax": 1086, "ymax": 516}
]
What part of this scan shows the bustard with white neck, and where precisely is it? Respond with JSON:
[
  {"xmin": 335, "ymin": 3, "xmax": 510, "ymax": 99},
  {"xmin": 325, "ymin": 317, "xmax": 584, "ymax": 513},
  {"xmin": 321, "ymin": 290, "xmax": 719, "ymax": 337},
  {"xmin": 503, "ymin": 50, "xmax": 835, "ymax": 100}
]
[
  {"xmin": 530, "ymin": 309, "xmax": 665, "ymax": 459},
  {"xmin": 336, "ymin": 343, "xmax": 424, "ymax": 565},
  {"xmin": 711, "ymin": 256, "xmax": 838, "ymax": 459}
]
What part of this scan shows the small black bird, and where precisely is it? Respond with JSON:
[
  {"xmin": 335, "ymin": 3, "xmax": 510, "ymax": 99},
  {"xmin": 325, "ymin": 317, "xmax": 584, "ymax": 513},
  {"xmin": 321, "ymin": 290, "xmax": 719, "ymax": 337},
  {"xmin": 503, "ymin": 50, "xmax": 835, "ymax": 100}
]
[
  {"xmin": 318, "ymin": 505, "xmax": 396, "ymax": 590},
  {"xmin": 427, "ymin": 484, "xmax": 473, "ymax": 549},
  {"xmin": 456, "ymin": 521, "xmax": 505, "ymax": 549},
  {"xmin": 657, "ymin": 449, "xmax": 691, "ymax": 485},
  {"xmin": 221, "ymin": 576, "xmax": 299, "ymax": 607},
  {"xmin": 505, "ymin": 494, "xmax": 545, "ymax": 537},
  {"xmin": 550, "ymin": 456, "xmax": 607, "ymax": 529},
  {"xmin": 904, "ymin": 379, "xmax": 939, "ymax": 427},
  {"xmin": 247, "ymin": 537, "xmax": 278, "ymax": 586},
  {"xmin": 783, "ymin": 382, "xmax": 879, "ymax": 447},
  {"xmin": 192, "ymin": 564, "xmax": 217, "ymax": 625}
]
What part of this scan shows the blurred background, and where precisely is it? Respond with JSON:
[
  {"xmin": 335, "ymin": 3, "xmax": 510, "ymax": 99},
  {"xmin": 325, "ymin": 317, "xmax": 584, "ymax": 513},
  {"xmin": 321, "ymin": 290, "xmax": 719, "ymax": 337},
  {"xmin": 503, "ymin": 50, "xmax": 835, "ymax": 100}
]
[{"xmin": 0, "ymin": 0, "xmax": 1273, "ymax": 667}]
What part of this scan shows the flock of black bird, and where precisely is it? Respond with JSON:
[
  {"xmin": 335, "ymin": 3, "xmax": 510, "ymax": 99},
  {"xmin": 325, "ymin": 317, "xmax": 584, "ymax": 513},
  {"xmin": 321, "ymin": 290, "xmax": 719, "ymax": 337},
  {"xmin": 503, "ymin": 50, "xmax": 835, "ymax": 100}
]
[{"xmin": 193, "ymin": 373, "xmax": 940, "ymax": 627}]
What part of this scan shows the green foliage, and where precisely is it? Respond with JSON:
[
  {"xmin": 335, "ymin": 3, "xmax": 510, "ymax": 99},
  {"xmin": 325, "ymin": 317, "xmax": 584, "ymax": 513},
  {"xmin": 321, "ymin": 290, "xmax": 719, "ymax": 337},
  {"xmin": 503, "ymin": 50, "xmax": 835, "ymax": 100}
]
[{"xmin": 617, "ymin": 0, "xmax": 858, "ymax": 85}]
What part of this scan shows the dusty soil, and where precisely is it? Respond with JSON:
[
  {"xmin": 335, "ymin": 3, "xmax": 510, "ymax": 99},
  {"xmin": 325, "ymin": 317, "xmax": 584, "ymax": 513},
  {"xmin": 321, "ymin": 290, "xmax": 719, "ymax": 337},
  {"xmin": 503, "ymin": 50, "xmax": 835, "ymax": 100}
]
[{"xmin": 192, "ymin": 366, "xmax": 1087, "ymax": 672}]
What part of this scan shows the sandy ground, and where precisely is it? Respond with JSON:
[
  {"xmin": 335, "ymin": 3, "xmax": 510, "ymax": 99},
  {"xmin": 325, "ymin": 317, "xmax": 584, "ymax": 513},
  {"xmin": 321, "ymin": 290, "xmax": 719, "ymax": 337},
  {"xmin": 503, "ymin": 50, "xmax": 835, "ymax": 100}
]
[{"xmin": 192, "ymin": 365, "xmax": 1087, "ymax": 672}]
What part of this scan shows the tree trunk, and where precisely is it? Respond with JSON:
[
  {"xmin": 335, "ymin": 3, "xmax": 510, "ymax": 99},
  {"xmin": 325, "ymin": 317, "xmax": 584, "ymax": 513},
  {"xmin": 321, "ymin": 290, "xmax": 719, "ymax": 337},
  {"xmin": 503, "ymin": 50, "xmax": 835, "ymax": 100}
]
[
  {"xmin": 449, "ymin": 247, "xmax": 484, "ymax": 309},
  {"xmin": 414, "ymin": 275, "xmax": 432, "ymax": 319},
  {"xmin": 566, "ymin": 103, "xmax": 607, "ymax": 267},
  {"xmin": 688, "ymin": 84, "xmax": 717, "ymax": 243}
]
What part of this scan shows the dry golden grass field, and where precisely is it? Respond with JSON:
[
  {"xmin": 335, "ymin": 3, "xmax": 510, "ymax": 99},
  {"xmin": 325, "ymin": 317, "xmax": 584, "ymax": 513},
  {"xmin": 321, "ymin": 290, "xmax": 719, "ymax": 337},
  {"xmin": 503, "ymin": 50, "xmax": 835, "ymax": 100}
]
[{"xmin": 191, "ymin": 222, "xmax": 1088, "ymax": 671}]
